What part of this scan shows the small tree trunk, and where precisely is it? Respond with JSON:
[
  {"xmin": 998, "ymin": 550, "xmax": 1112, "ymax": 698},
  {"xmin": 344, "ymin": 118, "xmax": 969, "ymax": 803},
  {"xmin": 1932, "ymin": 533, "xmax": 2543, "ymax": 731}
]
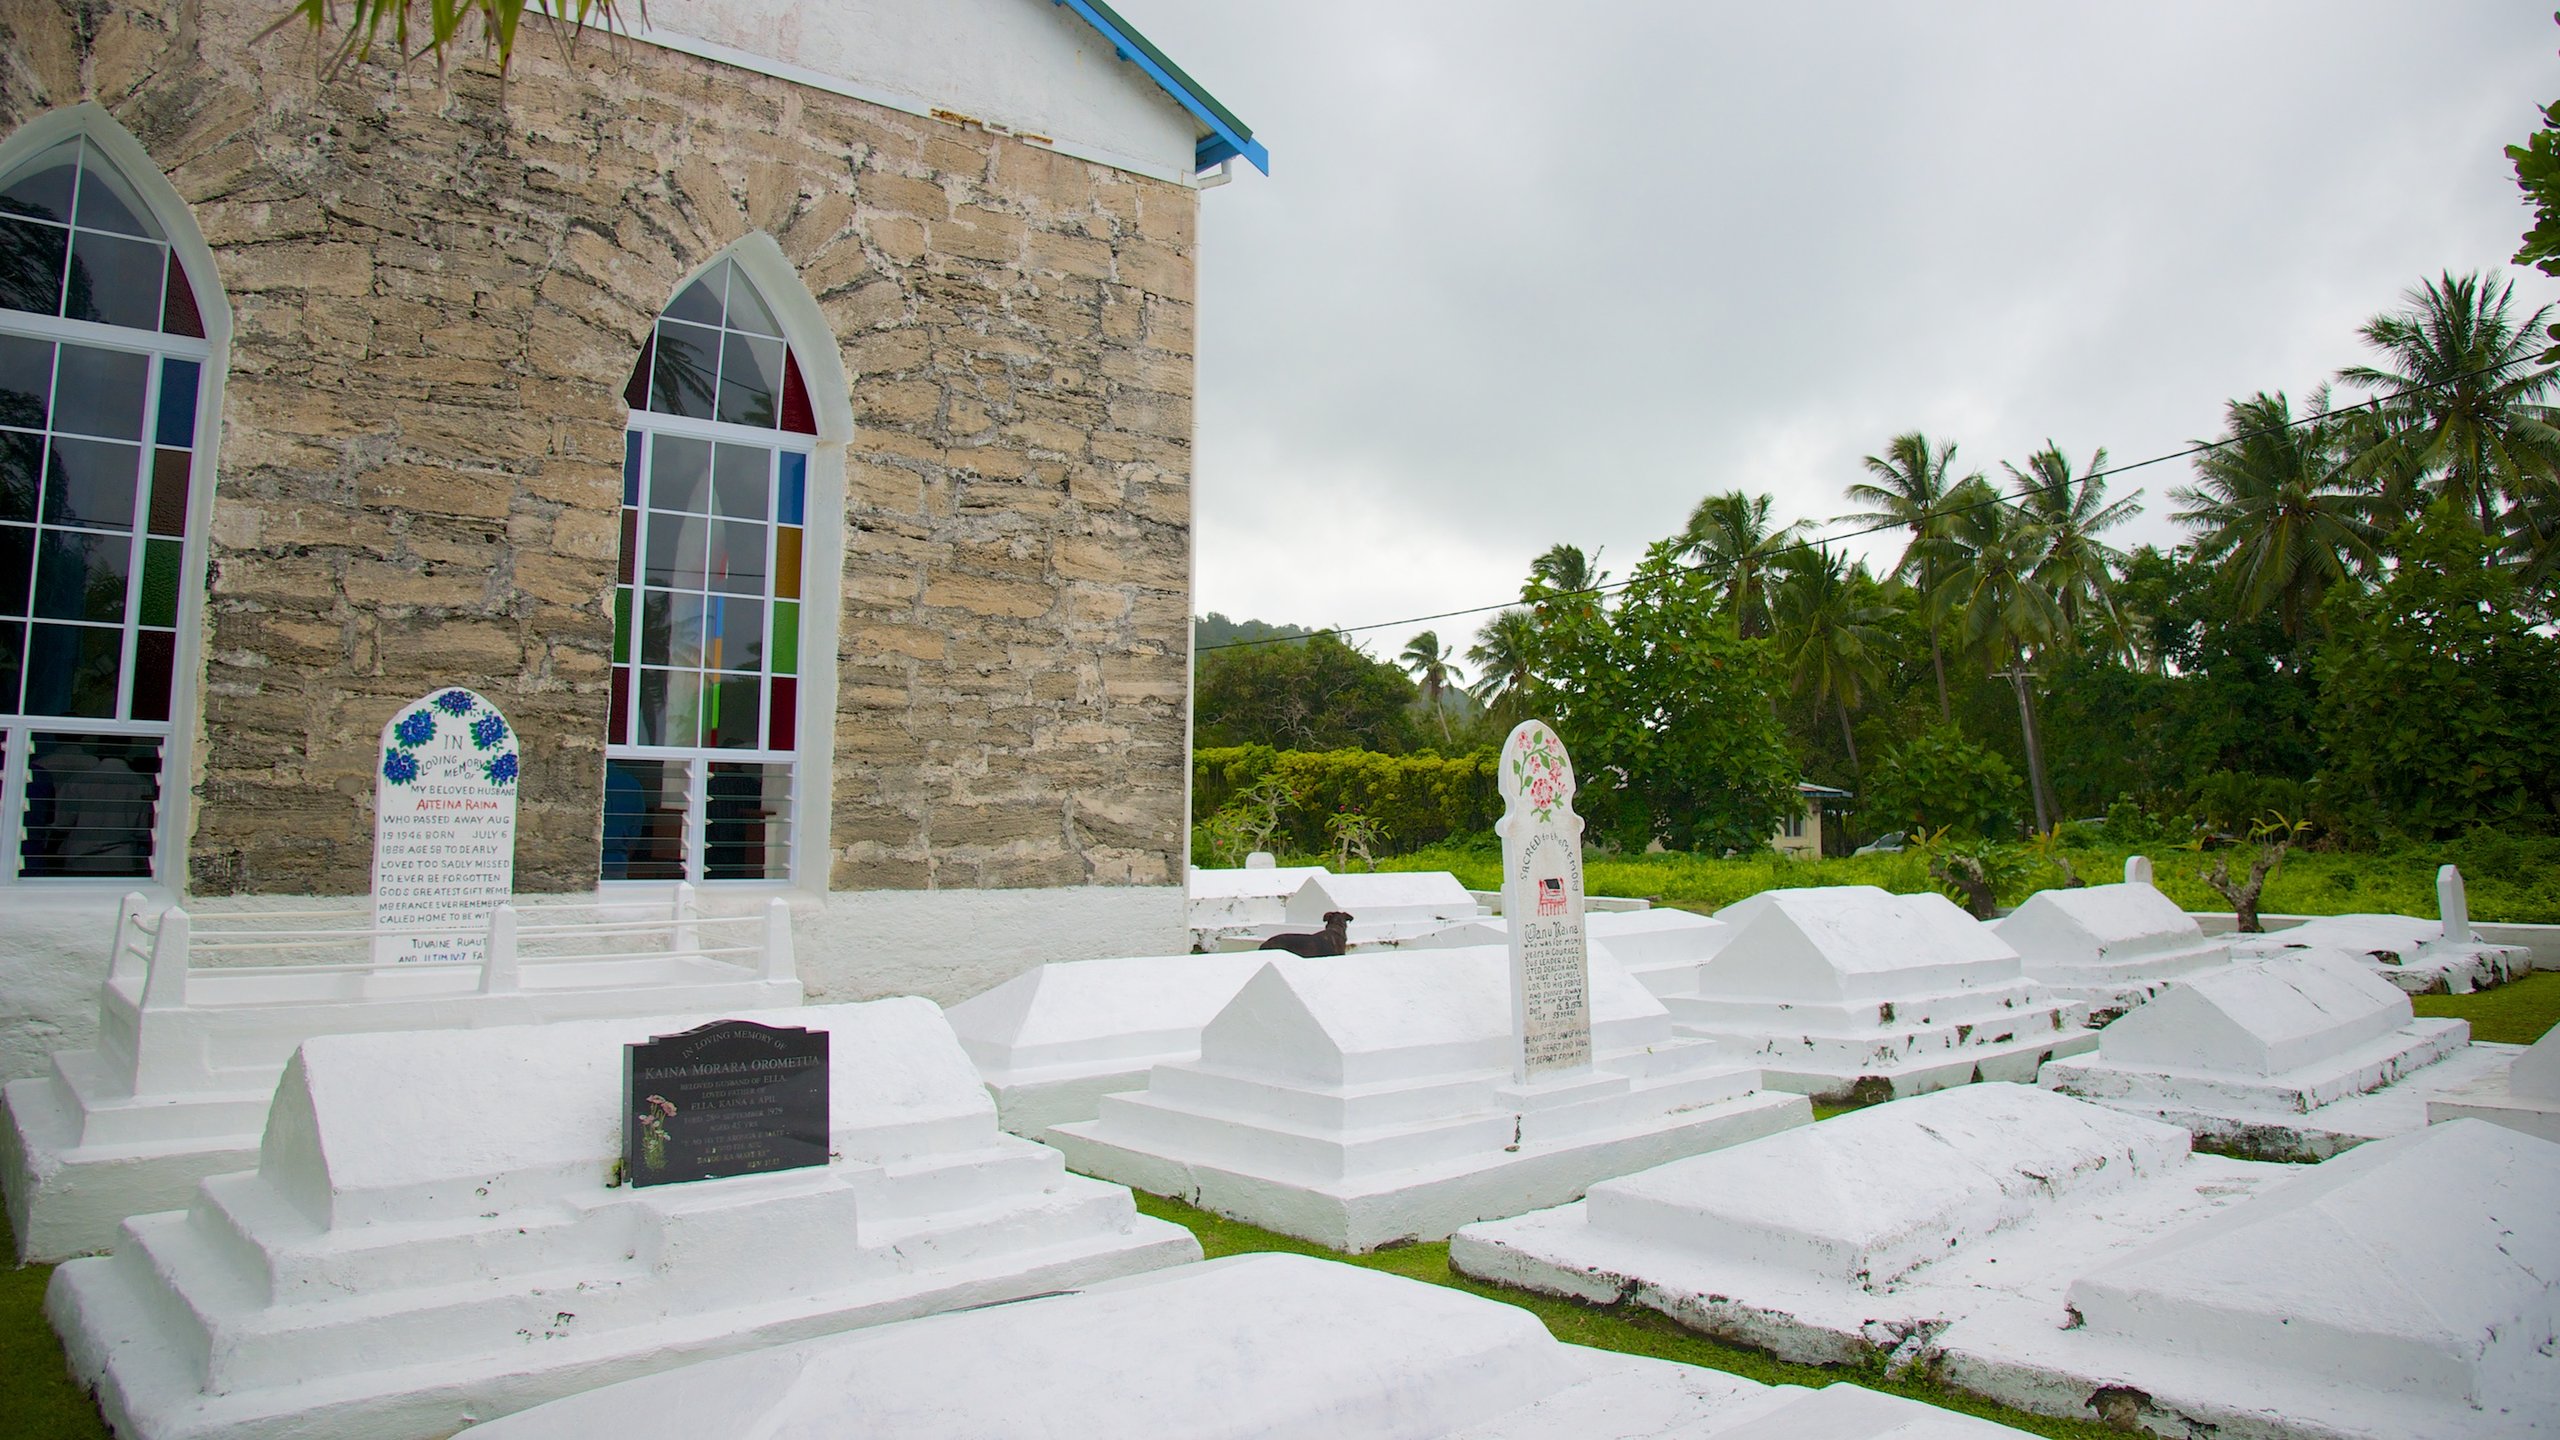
[
  {"xmin": 2202, "ymin": 838, "xmax": 2290, "ymax": 932},
  {"xmin": 1930, "ymin": 632, "xmax": 1951, "ymax": 723},
  {"xmin": 2007, "ymin": 663, "xmax": 2056, "ymax": 834},
  {"xmin": 1836, "ymin": 701, "xmax": 1861, "ymax": 784}
]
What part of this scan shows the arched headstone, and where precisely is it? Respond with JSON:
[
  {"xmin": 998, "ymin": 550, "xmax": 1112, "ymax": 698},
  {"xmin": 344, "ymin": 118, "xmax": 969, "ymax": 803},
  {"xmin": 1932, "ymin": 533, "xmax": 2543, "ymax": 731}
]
[
  {"xmin": 2125, "ymin": 854, "xmax": 2153, "ymax": 887},
  {"xmin": 2438, "ymin": 864, "xmax": 2471, "ymax": 944},
  {"xmin": 371, "ymin": 687, "xmax": 519, "ymax": 962},
  {"xmin": 1496, "ymin": 720, "xmax": 1590, "ymax": 1081}
]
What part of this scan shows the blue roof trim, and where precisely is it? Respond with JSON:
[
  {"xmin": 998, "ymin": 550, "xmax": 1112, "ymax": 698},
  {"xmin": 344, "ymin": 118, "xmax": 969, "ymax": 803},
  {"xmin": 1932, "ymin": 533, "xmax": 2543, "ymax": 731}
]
[{"xmin": 1051, "ymin": 0, "xmax": 1270, "ymax": 176}]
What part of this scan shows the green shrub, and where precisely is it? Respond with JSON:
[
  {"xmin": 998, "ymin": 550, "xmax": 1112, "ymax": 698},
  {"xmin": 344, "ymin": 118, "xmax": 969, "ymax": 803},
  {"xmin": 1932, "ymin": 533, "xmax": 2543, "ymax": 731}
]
[
  {"xmin": 1191, "ymin": 746, "xmax": 1502, "ymax": 856},
  {"xmin": 1864, "ymin": 727, "xmax": 2024, "ymax": 839}
]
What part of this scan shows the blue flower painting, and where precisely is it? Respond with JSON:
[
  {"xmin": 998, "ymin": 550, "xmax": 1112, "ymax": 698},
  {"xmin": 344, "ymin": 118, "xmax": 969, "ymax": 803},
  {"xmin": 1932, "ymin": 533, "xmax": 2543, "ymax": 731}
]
[
  {"xmin": 433, "ymin": 690, "xmax": 477, "ymax": 717},
  {"xmin": 485, "ymin": 752, "xmax": 519, "ymax": 787},
  {"xmin": 394, "ymin": 710, "xmax": 436, "ymax": 747},
  {"xmin": 383, "ymin": 749, "xmax": 419, "ymax": 785},
  {"xmin": 471, "ymin": 713, "xmax": 508, "ymax": 751}
]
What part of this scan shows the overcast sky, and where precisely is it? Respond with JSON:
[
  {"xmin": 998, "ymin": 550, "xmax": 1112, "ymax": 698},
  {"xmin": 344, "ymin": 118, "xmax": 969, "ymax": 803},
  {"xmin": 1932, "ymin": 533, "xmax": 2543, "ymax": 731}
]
[{"xmin": 1114, "ymin": 2, "xmax": 2560, "ymax": 653}]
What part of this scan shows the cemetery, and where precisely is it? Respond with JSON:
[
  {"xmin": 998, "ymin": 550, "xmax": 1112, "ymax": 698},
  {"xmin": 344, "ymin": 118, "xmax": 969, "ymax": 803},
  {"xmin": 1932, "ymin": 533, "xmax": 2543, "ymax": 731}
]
[
  {"xmin": 2229, "ymin": 867, "xmax": 2534, "ymax": 995},
  {"xmin": 2040, "ymin": 950, "xmax": 2509, "ymax": 1159},
  {"xmin": 1453, "ymin": 1089, "xmax": 2560, "ymax": 1438},
  {"xmin": 2428, "ymin": 1020, "xmax": 2560, "ymax": 1142},
  {"xmin": 1201, "ymin": 869, "xmax": 1491, "ymax": 951},
  {"xmin": 1653, "ymin": 886, "xmax": 2097, "ymax": 1102}
]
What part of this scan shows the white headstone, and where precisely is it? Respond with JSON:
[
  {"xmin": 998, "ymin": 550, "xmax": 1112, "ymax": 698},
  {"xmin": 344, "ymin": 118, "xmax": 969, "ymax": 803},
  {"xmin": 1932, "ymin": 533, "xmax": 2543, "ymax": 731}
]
[
  {"xmin": 370, "ymin": 687, "xmax": 519, "ymax": 962},
  {"xmin": 2438, "ymin": 863, "xmax": 2471, "ymax": 944},
  {"xmin": 2125, "ymin": 854, "xmax": 2153, "ymax": 887},
  {"xmin": 1246, "ymin": 851, "xmax": 1276, "ymax": 870},
  {"xmin": 1497, "ymin": 721, "xmax": 1591, "ymax": 1081}
]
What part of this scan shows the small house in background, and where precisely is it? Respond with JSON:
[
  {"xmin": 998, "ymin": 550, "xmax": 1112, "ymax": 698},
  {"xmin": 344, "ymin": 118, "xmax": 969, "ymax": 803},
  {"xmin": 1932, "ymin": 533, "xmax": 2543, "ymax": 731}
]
[{"xmin": 1774, "ymin": 782, "xmax": 1852, "ymax": 859}]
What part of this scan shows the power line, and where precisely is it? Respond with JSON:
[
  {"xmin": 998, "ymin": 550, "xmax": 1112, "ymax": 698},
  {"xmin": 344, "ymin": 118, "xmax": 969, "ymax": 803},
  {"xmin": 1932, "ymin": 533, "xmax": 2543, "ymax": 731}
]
[{"xmin": 1193, "ymin": 359, "xmax": 2516, "ymax": 654}]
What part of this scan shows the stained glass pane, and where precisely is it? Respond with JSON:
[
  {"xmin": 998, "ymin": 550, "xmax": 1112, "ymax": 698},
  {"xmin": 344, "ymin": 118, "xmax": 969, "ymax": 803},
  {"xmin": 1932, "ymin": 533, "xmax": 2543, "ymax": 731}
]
[
  {"xmin": 43, "ymin": 437, "xmax": 141, "ymax": 529},
  {"xmin": 770, "ymin": 600, "xmax": 799, "ymax": 676},
  {"xmin": 0, "ymin": 217, "xmax": 68, "ymax": 316},
  {"xmin": 616, "ymin": 508, "xmax": 637, "ymax": 585},
  {"xmin": 18, "ymin": 731, "xmax": 161, "ymax": 877},
  {"xmin": 148, "ymin": 449, "xmax": 189, "ymax": 536},
  {"xmin": 0, "ymin": 523, "xmax": 28, "ymax": 614},
  {"xmin": 774, "ymin": 526, "xmax": 802, "ymax": 600},
  {"xmin": 612, "ymin": 586, "xmax": 632, "ymax": 663},
  {"xmin": 23, "ymin": 622, "xmax": 119, "ymax": 716},
  {"xmin": 160, "ymin": 260, "xmax": 203, "ymax": 339},
  {"xmin": 0, "ymin": 434, "xmax": 36, "ymax": 521},
  {"xmin": 623, "ymin": 334, "xmax": 653, "ymax": 412},
  {"xmin": 131, "ymin": 629, "xmax": 173, "ymax": 721},
  {"xmin": 711, "ymin": 442, "xmax": 768, "ymax": 520},
  {"xmin": 646, "ymin": 433, "xmax": 711, "ymax": 513},
  {"xmin": 649, "ymin": 320, "xmax": 719, "ymax": 419},
  {"xmin": 609, "ymin": 663, "xmax": 632, "ymax": 744},
  {"xmin": 139, "ymin": 537, "xmax": 178, "ymax": 627},
  {"xmin": 0, "ymin": 143, "xmax": 77, "ymax": 223},
  {"xmin": 622, "ymin": 430, "xmax": 641, "ymax": 505},
  {"xmin": 716, "ymin": 333, "xmax": 782, "ymax": 428},
  {"xmin": 155, "ymin": 359, "xmax": 198, "ymax": 447},
  {"xmin": 34, "ymin": 529, "xmax": 129, "ymax": 622},
  {"xmin": 777, "ymin": 451, "xmax": 805, "ymax": 523},
  {"xmin": 0, "ymin": 333, "xmax": 51, "ymax": 428},
  {"xmin": 63, "ymin": 230, "xmax": 163, "ymax": 330},
  {"xmin": 781, "ymin": 351, "xmax": 816, "ymax": 435},
  {"xmin": 51, "ymin": 345, "xmax": 148, "ymax": 441},
  {"xmin": 768, "ymin": 676, "xmax": 796, "ymax": 751}
]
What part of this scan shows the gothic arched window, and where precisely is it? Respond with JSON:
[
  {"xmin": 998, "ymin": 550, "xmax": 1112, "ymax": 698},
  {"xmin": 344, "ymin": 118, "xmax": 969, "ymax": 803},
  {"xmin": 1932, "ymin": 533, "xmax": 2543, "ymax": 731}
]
[
  {"xmin": 0, "ymin": 132, "xmax": 212, "ymax": 883},
  {"xmin": 602, "ymin": 258, "xmax": 818, "ymax": 884}
]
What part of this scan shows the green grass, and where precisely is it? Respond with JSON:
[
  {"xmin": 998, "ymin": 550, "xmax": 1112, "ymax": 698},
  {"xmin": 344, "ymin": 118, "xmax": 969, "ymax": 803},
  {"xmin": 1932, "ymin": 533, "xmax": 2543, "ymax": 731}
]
[
  {"xmin": 1368, "ymin": 839, "xmax": 2560, "ymax": 923},
  {"xmin": 2413, "ymin": 967, "xmax": 2560, "ymax": 1045},
  {"xmin": 0, "ymin": 1212, "xmax": 108, "ymax": 1440},
  {"xmin": 1132, "ymin": 1190, "xmax": 2121, "ymax": 1438}
]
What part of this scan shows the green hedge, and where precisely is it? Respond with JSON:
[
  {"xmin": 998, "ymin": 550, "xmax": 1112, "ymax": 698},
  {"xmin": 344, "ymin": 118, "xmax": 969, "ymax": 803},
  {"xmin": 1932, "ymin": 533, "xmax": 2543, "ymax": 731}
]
[{"xmin": 1193, "ymin": 745, "xmax": 1501, "ymax": 856}]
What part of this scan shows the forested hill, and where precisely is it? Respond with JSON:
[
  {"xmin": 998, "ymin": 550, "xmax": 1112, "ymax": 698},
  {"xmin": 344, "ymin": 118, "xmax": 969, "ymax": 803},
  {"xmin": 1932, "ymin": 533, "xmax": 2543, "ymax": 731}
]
[{"xmin": 1193, "ymin": 613, "xmax": 1325, "ymax": 651}]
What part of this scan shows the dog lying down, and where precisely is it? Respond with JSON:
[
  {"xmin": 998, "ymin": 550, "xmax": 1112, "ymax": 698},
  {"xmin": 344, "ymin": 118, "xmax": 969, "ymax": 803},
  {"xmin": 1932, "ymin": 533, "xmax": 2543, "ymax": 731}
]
[{"xmin": 1259, "ymin": 910, "xmax": 1353, "ymax": 957}]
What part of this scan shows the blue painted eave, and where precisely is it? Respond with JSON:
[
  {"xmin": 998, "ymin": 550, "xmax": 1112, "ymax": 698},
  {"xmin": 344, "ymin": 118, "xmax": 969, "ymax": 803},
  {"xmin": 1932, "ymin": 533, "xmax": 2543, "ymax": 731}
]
[{"xmin": 1052, "ymin": 0, "xmax": 1269, "ymax": 176}]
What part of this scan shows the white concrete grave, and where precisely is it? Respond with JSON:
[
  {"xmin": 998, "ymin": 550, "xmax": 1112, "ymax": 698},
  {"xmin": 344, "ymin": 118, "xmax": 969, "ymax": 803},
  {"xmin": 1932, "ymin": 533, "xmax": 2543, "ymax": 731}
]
[
  {"xmin": 1, "ymin": 888, "xmax": 802, "ymax": 1262},
  {"xmin": 1656, "ymin": 887, "xmax": 2097, "ymax": 1102},
  {"xmin": 2040, "ymin": 951, "xmax": 2503, "ymax": 1160},
  {"xmin": 2124, "ymin": 854, "xmax": 2153, "ymax": 886},
  {"xmin": 371, "ymin": 686, "xmax": 520, "ymax": 964},
  {"xmin": 48, "ymin": 999, "xmax": 1197, "ymax": 1440},
  {"xmin": 1050, "ymin": 943, "xmax": 1808, "ymax": 1252},
  {"xmin": 1993, "ymin": 880, "xmax": 2229, "ymax": 1017},
  {"xmin": 2428, "ymin": 1020, "xmax": 2560, "ymax": 1144},
  {"xmin": 1934, "ymin": 1119, "xmax": 2560, "ymax": 1440},
  {"xmin": 1455, "ymin": 1084, "xmax": 2289, "ymax": 1368},
  {"xmin": 1206, "ymin": 868, "xmax": 1490, "ymax": 950},
  {"xmin": 1585, "ymin": 907, "xmax": 1737, "ymax": 996},
  {"xmin": 1186, "ymin": 862, "xmax": 1328, "ymax": 944},
  {"xmin": 2229, "ymin": 865, "xmax": 2529, "ymax": 994},
  {"xmin": 460, "ymin": 1253, "xmax": 2044, "ymax": 1440},
  {"xmin": 947, "ymin": 951, "xmax": 1271, "ymax": 1140}
]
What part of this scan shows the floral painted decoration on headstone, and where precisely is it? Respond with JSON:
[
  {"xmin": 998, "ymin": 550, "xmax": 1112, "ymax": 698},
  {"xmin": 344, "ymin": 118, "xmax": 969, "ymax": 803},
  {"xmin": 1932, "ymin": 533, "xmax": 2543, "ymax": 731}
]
[
  {"xmin": 1508, "ymin": 724, "xmax": 1574, "ymax": 825},
  {"xmin": 382, "ymin": 688, "xmax": 520, "ymax": 791}
]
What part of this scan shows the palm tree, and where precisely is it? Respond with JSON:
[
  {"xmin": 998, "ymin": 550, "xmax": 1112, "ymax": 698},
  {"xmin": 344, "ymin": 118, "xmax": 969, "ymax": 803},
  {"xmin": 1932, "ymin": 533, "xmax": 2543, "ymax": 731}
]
[
  {"xmin": 1682, "ymin": 491, "xmax": 1809, "ymax": 637},
  {"xmin": 1398, "ymin": 631, "xmax": 1464, "ymax": 744},
  {"xmin": 2172, "ymin": 390, "xmax": 2383, "ymax": 637},
  {"xmin": 1841, "ymin": 431, "xmax": 1976, "ymax": 719},
  {"xmin": 1768, "ymin": 549, "xmax": 1898, "ymax": 782},
  {"xmin": 2005, "ymin": 443, "xmax": 2140, "ymax": 655},
  {"xmin": 2337, "ymin": 270, "xmax": 2560, "ymax": 534},
  {"xmin": 1466, "ymin": 610, "xmax": 1541, "ymax": 720},
  {"xmin": 280, "ymin": 0, "xmax": 627, "ymax": 78},
  {"xmin": 1522, "ymin": 543, "xmax": 1609, "ymax": 621},
  {"xmin": 1936, "ymin": 482, "xmax": 2066, "ymax": 833}
]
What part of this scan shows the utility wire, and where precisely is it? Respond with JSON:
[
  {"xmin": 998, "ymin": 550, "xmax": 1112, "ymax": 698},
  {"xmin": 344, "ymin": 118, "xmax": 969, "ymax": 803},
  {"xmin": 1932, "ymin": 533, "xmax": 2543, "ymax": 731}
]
[{"xmin": 1193, "ymin": 358, "xmax": 2515, "ymax": 654}]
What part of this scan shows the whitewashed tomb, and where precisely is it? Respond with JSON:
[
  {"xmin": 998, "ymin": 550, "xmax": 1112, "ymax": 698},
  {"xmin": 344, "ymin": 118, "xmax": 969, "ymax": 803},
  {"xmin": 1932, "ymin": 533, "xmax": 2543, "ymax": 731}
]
[
  {"xmin": 1, "ymin": 891, "xmax": 801, "ymax": 1262},
  {"xmin": 1586, "ymin": 907, "xmax": 1737, "ymax": 997},
  {"xmin": 1453, "ymin": 1083, "xmax": 2286, "ymax": 1366},
  {"xmin": 1934, "ymin": 1119, "xmax": 2560, "ymax": 1440},
  {"xmin": 1658, "ymin": 886, "xmax": 2096, "ymax": 1101},
  {"xmin": 2427, "ymin": 1020, "xmax": 2560, "ymax": 1144},
  {"xmin": 947, "ymin": 951, "xmax": 1271, "ymax": 1140},
  {"xmin": 1207, "ymin": 868, "xmax": 1490, "ymax": 949},
  {"xmin": 1049, "ymin": 946, "xmax": 1805, "ymax": 1251},
  {"xmin": 2040, "ymin": 951, "xmax": 2500, "ymax": 1160},
  {"xmin": 1992, "ymin": 880, "xmax": 2228, "ymax": 1017},
  {"xmin": 47, "ymin": 999, "xmax": 1198, "ymax": 1440},
  {"xmin": 1186, "ymin": 862, "xmax": 1327, "ymax": 944},
  {"xmin": 459, "ymin": 1253, "xmax": 2042, "ymax": 1440},
  {"xmin": 2229, "ymin": 865, "xmax": 2529, "ymax": 994}
]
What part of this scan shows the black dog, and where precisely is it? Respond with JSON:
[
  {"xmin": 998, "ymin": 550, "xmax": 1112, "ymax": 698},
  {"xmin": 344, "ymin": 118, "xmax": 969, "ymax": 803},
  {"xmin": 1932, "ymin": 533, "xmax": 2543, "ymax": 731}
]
[{"xmin": 1260, "ymin": 910, "xmax": 1353, "ymax": 957}]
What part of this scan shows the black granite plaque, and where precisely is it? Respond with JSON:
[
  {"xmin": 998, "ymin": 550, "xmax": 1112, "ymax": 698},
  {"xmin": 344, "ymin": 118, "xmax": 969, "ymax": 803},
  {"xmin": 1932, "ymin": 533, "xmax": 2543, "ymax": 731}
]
[{"xmin": 623, "ymin": 1019, "xmax": 829, "ymax": 1187}]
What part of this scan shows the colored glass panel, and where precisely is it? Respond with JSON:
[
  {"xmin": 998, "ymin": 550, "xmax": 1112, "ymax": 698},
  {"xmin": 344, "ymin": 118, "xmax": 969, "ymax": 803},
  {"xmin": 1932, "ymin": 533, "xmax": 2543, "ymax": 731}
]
[
  {"xmin": 622, "ymin": 430, "xmax": 642, "ymax": 505},
  {"xmin": 770, "ymin": 600, "xmax": 799, "ymax": 676},
  {"xmin": 780, "ymin": 351, "xmax": 815, "ymax": 435},
  {"xmin": 623, "ymin": 334, "xmax": 653, "ymax": 412},
  {"xmin": 160, "ymin": 260, "xmax": 203, "ymax": 339},
  {"xmin": 768, "ymin": 676, "xmax": 796, "ymax": 752},
  {"xmin": 155, "ymin": 360, "xmax": 199, "ymax": 448},
  {"xmin": 616, "ymin": 509, "xmax": 637, "ymax": 585},
  {"xmin": 778, "ymin": 451, "xmax": 805, "ymax": 523},
  {"xmin": 148, "ymin": 450, "xmax": 188, "ymax": 536},
  {"xmin": 612, "ymin": 586, "xmax": 632, "ymax": 663},
  {"xmin": 774, "ymin": 526, "xmax": 802, "ymax": 600},
  {"xmin": 609, "ymin": 664, "xmax": 632, "ymax": 745},
  {"xmin": 139, "ymin": 537, "xmax": 178, "ymax": 627},
  {"xmin": 131, "ymin": 629, "xmax": 173, "ymax": 721}
]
